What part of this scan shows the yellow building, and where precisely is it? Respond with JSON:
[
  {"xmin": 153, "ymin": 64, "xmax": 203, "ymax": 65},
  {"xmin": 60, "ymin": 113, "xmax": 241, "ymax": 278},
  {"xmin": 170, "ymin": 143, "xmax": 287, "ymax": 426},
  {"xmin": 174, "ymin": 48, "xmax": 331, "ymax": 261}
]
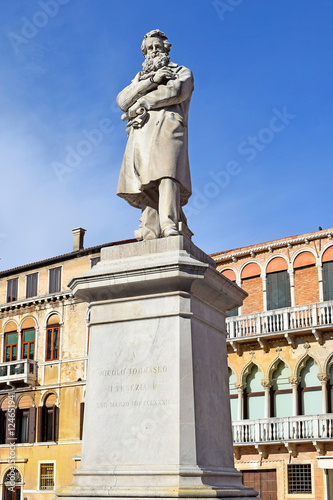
[
  {"xmin": 212, "ymin": 228, "xmax": 333, "ymax": 500},
  {"xmin": 0, "ymin": 229, "xmax": 133, "ymax": 499}
]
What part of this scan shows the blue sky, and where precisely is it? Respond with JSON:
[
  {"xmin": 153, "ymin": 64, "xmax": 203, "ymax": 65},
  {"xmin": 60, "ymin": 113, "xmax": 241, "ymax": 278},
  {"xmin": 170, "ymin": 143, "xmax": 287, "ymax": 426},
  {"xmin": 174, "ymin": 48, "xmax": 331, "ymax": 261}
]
[{"xmin": 1, "ymin": 0, "xmax": 332, "ymax": 270}]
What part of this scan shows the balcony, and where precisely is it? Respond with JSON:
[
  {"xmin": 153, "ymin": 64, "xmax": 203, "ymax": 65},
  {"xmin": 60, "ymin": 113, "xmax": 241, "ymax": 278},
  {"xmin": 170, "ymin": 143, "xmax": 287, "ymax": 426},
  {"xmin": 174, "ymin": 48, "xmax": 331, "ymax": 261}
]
[
  {"xmin": 226, "ymin": 300, "xmax": 333, "ymax": 349},
  {"xmin": 0, "ymin": 359, "xmax": 38, "ymax": 388},
  {"xmin": 233, "ymin": 414, "xmax": 333, "ymax": 456}
]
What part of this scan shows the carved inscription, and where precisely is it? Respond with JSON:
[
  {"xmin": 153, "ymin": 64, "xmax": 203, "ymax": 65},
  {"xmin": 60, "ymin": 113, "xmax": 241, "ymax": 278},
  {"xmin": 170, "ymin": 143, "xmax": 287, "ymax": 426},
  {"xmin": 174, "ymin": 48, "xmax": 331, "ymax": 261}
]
[
  {"xmin": 96, "ymin": 365, "xmax": 168, "ymax": 409},
  {"xmin": 98, "ymin": 366, "xmax": 167, "ymax": 376}
]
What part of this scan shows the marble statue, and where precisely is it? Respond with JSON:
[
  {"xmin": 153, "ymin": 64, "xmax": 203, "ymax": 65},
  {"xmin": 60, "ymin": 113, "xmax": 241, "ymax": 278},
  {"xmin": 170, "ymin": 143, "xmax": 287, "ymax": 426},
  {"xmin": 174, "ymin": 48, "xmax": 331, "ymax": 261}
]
[{"xmin": 117, "ymin": 29, "xmax": 194, "ymax": 241}]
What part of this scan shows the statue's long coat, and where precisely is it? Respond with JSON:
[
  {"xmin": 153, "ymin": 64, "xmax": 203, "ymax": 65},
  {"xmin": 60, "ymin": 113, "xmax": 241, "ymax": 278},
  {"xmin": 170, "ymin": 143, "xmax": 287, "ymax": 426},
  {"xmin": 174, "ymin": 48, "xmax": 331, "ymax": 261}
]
[{"xmin": 116, "ymin": 62, "xmax": 194, "ymax": 209}]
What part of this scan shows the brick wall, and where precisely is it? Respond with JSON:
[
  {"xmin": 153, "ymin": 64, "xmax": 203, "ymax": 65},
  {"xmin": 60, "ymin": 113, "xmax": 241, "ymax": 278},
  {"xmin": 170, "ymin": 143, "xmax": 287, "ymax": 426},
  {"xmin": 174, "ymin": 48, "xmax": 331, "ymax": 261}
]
[
  {"xmin": 294, "ymin": 265, "xmax": 319, "ymax": 305},
  {"xmin": 241, "ymin": 276, "xmax": 263, "ymax": 314}
]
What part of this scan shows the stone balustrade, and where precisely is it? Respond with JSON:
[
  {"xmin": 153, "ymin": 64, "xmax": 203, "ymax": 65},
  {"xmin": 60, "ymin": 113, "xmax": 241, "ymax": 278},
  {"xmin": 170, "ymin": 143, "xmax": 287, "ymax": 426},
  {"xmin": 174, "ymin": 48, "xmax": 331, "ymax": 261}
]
[
  {"xmin": 226, "ymin": 300, "xmax": 333, "ymax": 338},
  {"xmin": 233, "ymin": 414, "xmax": 333, "ymax": 444}
]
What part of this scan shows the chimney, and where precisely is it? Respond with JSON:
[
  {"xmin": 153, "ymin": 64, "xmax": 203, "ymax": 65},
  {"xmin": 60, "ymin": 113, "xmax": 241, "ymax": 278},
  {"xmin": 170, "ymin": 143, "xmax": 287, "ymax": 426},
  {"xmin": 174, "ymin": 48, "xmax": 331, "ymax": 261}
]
[{"xmin": 72, "ymin": 228, "xmax": 86, "ymax": 252}]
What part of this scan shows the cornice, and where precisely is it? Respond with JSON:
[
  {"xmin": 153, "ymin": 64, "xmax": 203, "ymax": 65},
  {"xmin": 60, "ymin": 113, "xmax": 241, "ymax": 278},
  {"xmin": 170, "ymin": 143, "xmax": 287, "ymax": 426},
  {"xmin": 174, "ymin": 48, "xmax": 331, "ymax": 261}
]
[
  {"xmin": 212, "ymin": 231, "xmax": 333, "ymax": 263},
  {"xmin": 0, "ymin": 291, "xmax": 74, "ymax": 314}
]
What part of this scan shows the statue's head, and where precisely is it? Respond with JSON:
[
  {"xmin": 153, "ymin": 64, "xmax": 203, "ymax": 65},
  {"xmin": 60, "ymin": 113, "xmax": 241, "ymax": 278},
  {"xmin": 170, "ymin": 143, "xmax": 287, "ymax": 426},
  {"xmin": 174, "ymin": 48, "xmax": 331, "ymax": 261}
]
[{"xmin": 141, "ymin": 29, "xmax": 172, "ymax": 58}]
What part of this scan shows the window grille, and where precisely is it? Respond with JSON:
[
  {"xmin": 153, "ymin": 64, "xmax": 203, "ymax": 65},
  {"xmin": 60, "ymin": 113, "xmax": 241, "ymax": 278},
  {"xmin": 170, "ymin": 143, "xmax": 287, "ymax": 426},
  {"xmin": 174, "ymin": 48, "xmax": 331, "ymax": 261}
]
[
  {"xmin": 40, "ymin": 463, "xmax": 54, "ymax": 490},
  {"xmin": 287, "ymin": 464, "xmax": 312, "ymax": 494}
]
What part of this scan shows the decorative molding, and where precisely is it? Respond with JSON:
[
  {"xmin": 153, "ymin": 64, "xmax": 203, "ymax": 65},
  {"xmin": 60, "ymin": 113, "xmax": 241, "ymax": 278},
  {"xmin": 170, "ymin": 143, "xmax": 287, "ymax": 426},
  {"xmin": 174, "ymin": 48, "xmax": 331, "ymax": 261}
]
[
  {"xmin": 284, "ymin": 442, "xmax": 297, "ymax": 458},
  {"xmin": 288, "ymin": 376, "xmax": 300, "ymax": 386},
  {"xmin": 255, "ymin": 444, "xmax": 268, "ymax": 459},
  {"xmin": 313, "ymin": 440, "xmax": 325, "ymax": 456},
  {"xmin": 312, "ymin": 329, "xmax": 324, "ymax": 345},
  {"xmin": 284, "ymin": 333, "xmax": 296, "ymax": 349},
  {"xmin": 212, "ymin": 230, "xmax": 333, "ymax": 263},
  {"xmin": 261, "ymin": 379, "xmax": 272, "ymax": 389},
  {"xmin": 317, "ymin": 373, "xmax": 329, "ymax": 383},
  {"xmin": 0, "ymin": 292, "xmax": 73, "ymax": 314},
  {"xmin": 257, "ymin": 338, "xmax": 269, "ymax": 353}
]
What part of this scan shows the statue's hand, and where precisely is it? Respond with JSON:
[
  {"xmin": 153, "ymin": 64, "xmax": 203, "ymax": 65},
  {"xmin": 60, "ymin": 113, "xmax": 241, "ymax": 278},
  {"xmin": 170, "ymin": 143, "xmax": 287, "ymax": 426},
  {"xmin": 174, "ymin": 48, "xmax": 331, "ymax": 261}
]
[{"xmin": 153, "ymin": 67, "xmax": 174, "ymax": 84}]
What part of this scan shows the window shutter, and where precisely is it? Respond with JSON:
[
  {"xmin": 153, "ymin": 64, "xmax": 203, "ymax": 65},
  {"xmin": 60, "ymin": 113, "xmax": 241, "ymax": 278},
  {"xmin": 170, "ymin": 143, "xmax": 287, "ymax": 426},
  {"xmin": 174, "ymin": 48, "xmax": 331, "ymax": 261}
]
[
  {"xmin": 28, "ymin": 407, "xmax": 36, "ymax": 443},
  {"xmin": 323, "ymin": 262, "xmax": 333, "ymax": 301},
  {"xmin": 5, "ymin": 412, "xmax": 11, "ymax": 444},
  {"xmin": 37, "ymin": 406, "xmax": 45, "ymax": 442},
  {"xmin": 15, "ymin": 408, "xmax": 21, "ymax": 442},
  {"xmin": 80, "ymin": 402, "xmax": 85, "ymax": 440},
  {"xmin": 267, "ymin": 271, "xmax": 291, "ymax": 310}
]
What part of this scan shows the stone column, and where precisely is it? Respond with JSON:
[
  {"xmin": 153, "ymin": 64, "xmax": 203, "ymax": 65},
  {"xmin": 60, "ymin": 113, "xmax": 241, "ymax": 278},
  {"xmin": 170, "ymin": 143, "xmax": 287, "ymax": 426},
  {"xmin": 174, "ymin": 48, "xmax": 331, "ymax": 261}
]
[
  {"xmin": 289, "ymin": 376, "xmax": 300, "ymax": 416},
  {"xmin": 261, "ymin": 379, "xmax": 272, "ymax": 418},
  {"xmin": 57, "ymin": 236, "xmax": 258, "ymax": 500},
  {"xmin": 289, "ymin": 269, "xmax": 295, "ymax": 307},
  {"xmin": 236, "ymin": 382, "xmax": 245, "ymax": 420},
  {"xmin": 318, "ymin": 373, "xmax": 329, "ymax": 414},
  {"xmin": 17, "ymin": 328, "xmax": 22, "ymax": 360}
]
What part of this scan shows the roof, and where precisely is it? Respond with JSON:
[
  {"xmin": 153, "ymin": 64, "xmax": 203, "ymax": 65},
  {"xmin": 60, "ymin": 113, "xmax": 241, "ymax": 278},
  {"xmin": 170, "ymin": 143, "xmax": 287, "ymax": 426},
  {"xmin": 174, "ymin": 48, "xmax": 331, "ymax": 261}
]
[
  {"xmin": 211, "ymin": 227, "xmax": 333, "ymax": 260},
  {"xmin": 0, "ymin": 238, "xmax": 136, "ymax": 278}
]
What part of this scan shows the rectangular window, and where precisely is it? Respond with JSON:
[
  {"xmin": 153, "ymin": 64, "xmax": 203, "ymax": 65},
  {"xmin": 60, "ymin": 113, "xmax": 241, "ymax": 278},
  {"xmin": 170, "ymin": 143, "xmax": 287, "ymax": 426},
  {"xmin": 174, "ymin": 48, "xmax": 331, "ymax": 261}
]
[
  {"xmin": 323, "ymin": 261, "xmax": 333, "ymax": 301},
  {"xmin": 266, "ymin": 270, "xmax": 291, "ymax": 310},
  {"xmin": 49, "ymin": 267, "xmax": 61, "ymax": 294},
  {"xmin": 5, "ymin": 332, "xmax": 18, "ymax": 362},
  {"xmin": 90, "ymin": 257, "xmax": 100, "ymax": 268},
  {"xmin": 7, "ymin": 278, "xmax": 18, "ymax": 302},
  {"xmin": 46, "ymin": 327, "xmax": 59, "ymax": 361},
  {"xmin": 20, "ymin": 409, "xmax": 29, "ymax": 443},
  {"xmin": 40, "ymin": 463, "xmax": 55, "ymax": 490},
  {"xmin": 288, "ymin": 464, "xmax": 312, "ymax": 494},
  {"xmin": 22, "ymin": 329, "xmax": 35, "ymax": 360},
  {"xmin": 26, "ymin": 273, "xmax": 38, "ymax": 298}
]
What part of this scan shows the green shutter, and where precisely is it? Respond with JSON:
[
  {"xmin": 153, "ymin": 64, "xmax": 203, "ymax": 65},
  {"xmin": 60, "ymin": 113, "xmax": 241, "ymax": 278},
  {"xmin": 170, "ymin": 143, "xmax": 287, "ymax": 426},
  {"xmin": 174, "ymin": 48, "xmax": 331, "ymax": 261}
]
[
  {"xmin": 267, "ymin": 271, "xmax": 291, "ymax": 310},
  {"xmin": 323, "ymin": 262, "xmax": 333, "ymax": 301}
]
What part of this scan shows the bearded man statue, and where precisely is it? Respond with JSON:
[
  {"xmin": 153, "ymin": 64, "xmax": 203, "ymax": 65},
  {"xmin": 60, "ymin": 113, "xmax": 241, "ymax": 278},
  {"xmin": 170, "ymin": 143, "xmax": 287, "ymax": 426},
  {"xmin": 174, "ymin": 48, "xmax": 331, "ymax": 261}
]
[{"xmin": 116, "ymin": 29, "xmax": 194, "ymax": 241}]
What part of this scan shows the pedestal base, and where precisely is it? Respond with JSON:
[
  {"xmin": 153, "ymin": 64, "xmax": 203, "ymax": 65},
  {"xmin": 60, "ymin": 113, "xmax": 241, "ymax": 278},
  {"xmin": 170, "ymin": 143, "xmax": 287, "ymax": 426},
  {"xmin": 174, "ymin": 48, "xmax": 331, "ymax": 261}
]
[{"xmin": 57, "ymin": 237, "xmax": 259, "ymax": 500}]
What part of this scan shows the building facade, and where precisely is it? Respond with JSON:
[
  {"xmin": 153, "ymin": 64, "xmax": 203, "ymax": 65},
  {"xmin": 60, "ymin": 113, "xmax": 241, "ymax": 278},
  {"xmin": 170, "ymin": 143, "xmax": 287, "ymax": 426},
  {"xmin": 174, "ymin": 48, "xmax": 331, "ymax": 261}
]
[
  {"xmin": 2, "ymin": 226, "xmax": 333, "ymax": 499},
  {"xmin": 0, "ymin": 229, "xmax": 134, "ymax": 499},
  {"xmin": 212, "ymin": 228, "xmax": 333, "ymax": 500}
]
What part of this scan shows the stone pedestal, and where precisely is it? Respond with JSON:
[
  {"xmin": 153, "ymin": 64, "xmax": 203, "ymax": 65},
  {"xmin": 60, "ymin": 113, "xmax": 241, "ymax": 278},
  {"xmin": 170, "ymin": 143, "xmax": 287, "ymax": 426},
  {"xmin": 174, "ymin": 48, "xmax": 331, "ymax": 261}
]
[{"xmin": 57, "ymin": 236, "xmax": 258, "ymax": 499}]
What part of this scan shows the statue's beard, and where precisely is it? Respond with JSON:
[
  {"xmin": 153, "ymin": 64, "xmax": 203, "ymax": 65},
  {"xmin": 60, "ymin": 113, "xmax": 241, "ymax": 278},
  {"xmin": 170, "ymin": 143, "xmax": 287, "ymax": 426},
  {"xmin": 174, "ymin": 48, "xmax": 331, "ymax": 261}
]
[{"xmin": 142, "ymin": 54, "xmax": 170, "ymax": 74}]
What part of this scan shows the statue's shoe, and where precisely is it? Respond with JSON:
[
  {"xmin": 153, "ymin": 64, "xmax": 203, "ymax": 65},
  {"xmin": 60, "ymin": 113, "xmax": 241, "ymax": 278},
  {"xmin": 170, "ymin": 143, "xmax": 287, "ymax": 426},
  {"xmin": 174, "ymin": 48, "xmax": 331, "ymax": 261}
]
[{"xmin": 163, "ymin": 227, "xmax": 180, "ymax": 237}]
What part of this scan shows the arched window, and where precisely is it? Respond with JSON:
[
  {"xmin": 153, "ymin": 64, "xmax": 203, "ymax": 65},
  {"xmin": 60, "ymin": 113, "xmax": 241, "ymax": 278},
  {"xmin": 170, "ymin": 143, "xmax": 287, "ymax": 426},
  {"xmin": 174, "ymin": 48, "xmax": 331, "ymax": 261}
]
[
  {"xmin": 228, "ymin": 368, "xmax": 238, "ymax": 420},
  {"xmin": 0, "ymin": 398, "xmax": 11, "ymax": 444},
  {"xmin": 21, "ymin": 319, "xmax": 36, "ymax": 360},
  {"xmin": 46, "ymin": 315, "xmax": 60, "ymax": 361},
  {"xmin": 266, "ymin": 258, "xmax": 291, "ymax": 310},
  {"xmin": 244, "ymin": 365, "xmax": 264, "ymax": 419},
  {"xmin": 299, "ymin": 358, "xmax": 321, "ymax": 415},
  {"xmin": 322, "ymin": 247, "xmax": 333, "ymax": 301},
  {"xmin": 17, "ymin": 395, "xmax": 36, "ymax": 444},
  {"xmin": 38, "ymin": 394, "xmax": 59, "ymax": 442},
  {"xmin": 3, "ymin": 468, "xmax": 22, "ymax": 500},
  {"xmin": 271, "ymin": 362, "xmax": 292, "ymax": 417}
]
